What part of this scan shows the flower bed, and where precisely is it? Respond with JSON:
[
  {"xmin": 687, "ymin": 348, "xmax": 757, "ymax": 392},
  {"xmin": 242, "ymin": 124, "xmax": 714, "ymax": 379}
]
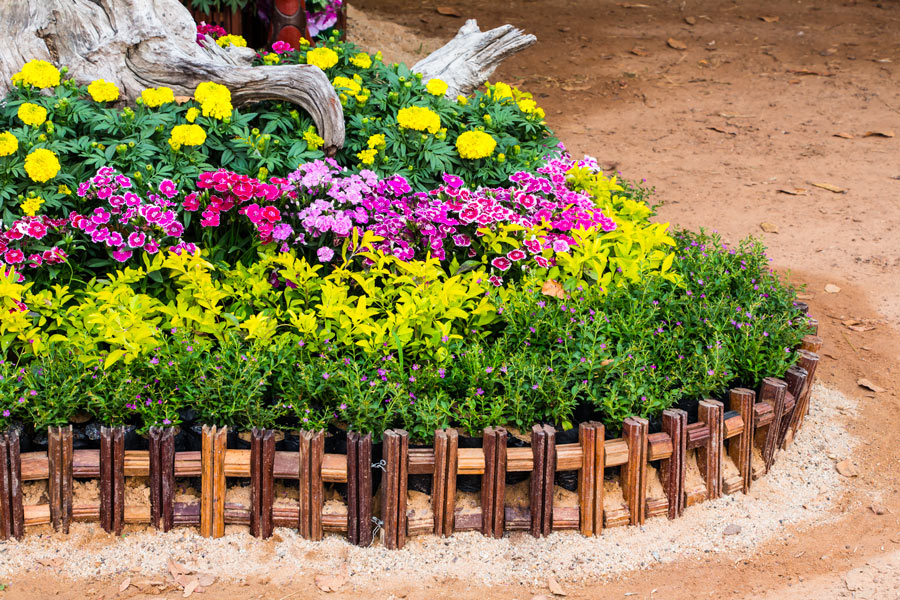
[{"xmin": 0, "ymin": 34, "xmax": 819, "ymax": 544}]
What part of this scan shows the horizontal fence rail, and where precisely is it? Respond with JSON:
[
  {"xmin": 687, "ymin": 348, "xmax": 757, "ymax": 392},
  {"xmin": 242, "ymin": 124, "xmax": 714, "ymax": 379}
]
[{"xmin": 4, "ymin": 331, "xmax": 822, "ymax": 547}]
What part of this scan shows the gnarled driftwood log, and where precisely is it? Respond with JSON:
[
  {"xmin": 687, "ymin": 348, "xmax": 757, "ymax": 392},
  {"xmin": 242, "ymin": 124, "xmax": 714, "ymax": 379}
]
[
  {"xmin": 412, "ymin": 20, "xmax": 537, "ymax": 98},
  {"xmin": 0, "ymin": 0, "xmax": 345, "ymax": 150}
]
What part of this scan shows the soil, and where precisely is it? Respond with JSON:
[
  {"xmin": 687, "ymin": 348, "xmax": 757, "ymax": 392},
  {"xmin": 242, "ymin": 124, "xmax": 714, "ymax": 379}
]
[{"xmin": 4, "ymin": 0, "xmax": 900, "ymax": 597}]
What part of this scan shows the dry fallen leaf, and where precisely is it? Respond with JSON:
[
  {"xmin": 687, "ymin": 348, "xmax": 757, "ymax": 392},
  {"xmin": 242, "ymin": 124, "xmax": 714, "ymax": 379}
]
[
  {"xmin": 119, "ymin": 578, "xmax": 132, "ymax": 592},
  {"xmin": 174, "ymin": 96, "xmax": 192, "ymax": 105},
  {"xmin": 684, "ymin": 16, "xmax": 697, "ymax": 25},
  {"xmin": 197, "ymin": 574, "xmax": 216, "ymax": 588},
  {"xmin": 541, "ymin": 279, "xmax": 567, "ymax": 299},
  {"xmin": 811, "ymin": 182, "xmax": 846, "ymax": 193},
  {"xmin": 835, "ymin": 459, "xmax": 858, "ymax": 477},
  {"xmin": 759, "ymin": 15, "xmax": 780, "ymax": 22},
  {"xmin": 857, "ymin": 378, "xmax": 886, "ymax": 393},
  {"xmin": 864, "ymin": 130, "xmax": 895, "ymax": 138},
  {"xmin": 168, "ymin": 558, "xmax": 188, "ymax": 578},
  {"xmin": 871, "ymin": 505, "xmax": 887, "ymax": 515},
  {"xmin": 723, "ymin": 523, "xmax": 742, "ymax": 536},
  {"xmin": 847, "ymin": 325, "xmax": 875, "ymax": 333},
  {"xmin": 548, "ymin": 576, "xmax": 567, "ymax": 596},
  {"xmin": 788, "ymin": 68, "xmax": 834, "ymax": 77},
  {"xmin": 796, "ymin": 292, "xmax": 814, "ymax": 300},
  {"xmin": 833, "ymin": 132, "xmax": 854, "ymax": 139},
  {"xmin": 435, "ymin": 6, "xmax": 462, "ymax": 17},
  {"xmin": 824, "ymin": 283, "xmax": 841, "ymax": 294},
  {"xmin": 315, "ymin": 565, "xmax": 349, "ymax": 593},
  {"xmin": 777, "ymin": 187, "xmax": 808, "ymax": 195},
  {"xmin": 618, "ymin": 2, "xmax": 651, "ymax": 7},
  {"xmin": 630, "ymin": 47, "xmax": 650, "ymax": 56},
  {"xmin": 667, "ymin": 38, "xmax": 687, "ymax": 50},
  {"xmin": 759, "ymin": 222, "xmax": 779, "ymax": 233},
  {"xmin": 707, "ymin": 126, "xmax": 736, "ymax": 135},
  {"xmin": 182, "ymin": 579, "xmax": 200, "ymax": 598}
]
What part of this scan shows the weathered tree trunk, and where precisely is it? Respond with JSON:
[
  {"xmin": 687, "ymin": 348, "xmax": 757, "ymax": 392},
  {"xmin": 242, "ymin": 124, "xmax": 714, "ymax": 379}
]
[
  {"xmin": 0, "ymin": 0, "xmax": 345, "ymax": 150},
  {"xmin": 412, "ymin": 20, "xmax": 537, "ymax": 98}
]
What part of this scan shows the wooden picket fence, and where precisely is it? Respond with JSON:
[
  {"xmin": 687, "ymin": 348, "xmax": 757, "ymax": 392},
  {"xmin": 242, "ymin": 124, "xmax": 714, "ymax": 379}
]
[{"xmin": 0, "ymin": 327, "xmax": 823, "ymax": 548}]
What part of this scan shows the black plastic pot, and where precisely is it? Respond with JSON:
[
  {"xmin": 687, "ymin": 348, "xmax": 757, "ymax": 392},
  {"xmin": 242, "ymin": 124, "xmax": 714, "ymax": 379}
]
[
  {"xmin": 276, "ymin": 431, "xmax": 301, "ymax": 452},
  {"xmin": 456, "ymin": 434, "xmax": 482, "ymax": 493}
]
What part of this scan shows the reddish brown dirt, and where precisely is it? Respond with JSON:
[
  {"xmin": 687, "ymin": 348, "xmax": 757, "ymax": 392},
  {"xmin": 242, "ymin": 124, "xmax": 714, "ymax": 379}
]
[{"xmin": 6, "ymin": 1, "xmax": 900, "ymax": 598}]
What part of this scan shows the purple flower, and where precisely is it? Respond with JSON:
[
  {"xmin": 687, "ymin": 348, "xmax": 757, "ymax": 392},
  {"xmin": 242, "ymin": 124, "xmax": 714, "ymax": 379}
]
[{"xmin": 322, "ymin": 372, "xmax": 330, "ymax": 380}]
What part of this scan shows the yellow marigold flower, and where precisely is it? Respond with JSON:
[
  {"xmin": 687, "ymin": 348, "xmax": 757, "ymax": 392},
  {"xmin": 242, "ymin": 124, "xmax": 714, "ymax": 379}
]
[
  {"xmin": 306, "ymin": 47, "xmax": 339, "ymax": 70},
  {"xmin": 425, "ymin": 79, "xmax": 448, "ymax": 96},
  {"xmin": 332, "ymin": 76, "xmax": 361, "ymax": 96},
  {"xmin": 263, "ymin": 52, "xmax": 280, "ymax": 65},
  {"xmin": 217, "ymin": 34, "xmax": 247, "ymax": 48},
  {"xmin": 0, "ymin": 132, "xmax": 19, "ymax": 157},
  {"xmin": 20, "ymin": 195, "xmax": 44, "ymax": 217},
  {"xmin": 17, "ymin": 103, "xmax": 47, "ymax": 127},
  {"xmin": 456, "ymin": 130, "xmax": 497, "ymax": 160},
  {"xmin": 58, "ymin": 184, "xmax": 72, "ymax": 196},
  {"xmin": 24, "ymin": 148, "xmax": 61, "ymax": 183},
  {"xmin": 194, "ymin": 81, "xmax": 233, "ymax": 121},
  {"xmin": 356, "ymin": 148, "xmax": 378, "ymax": 165},
  {"xmin": 397, "ymin": 106, "xmax": 441, "ymax": 134},
  {"xmin": 456, "ymin": 95, "xmax": 469, "ymax": 106},
  {"xmin": 490, "ymin": 81, "xmax": 513, "ymax": 100},
  {"xmin": 517, "ymin": 98, "xmax": 538, "ymax": 113},
  {"xmin": 185, "ymin": 107, "xmax": 200, "ymax": 123},
  {"xmin": 349, "ymin": 52, "xmax": 372, "ymax": 69},
  {"xmin": 497, "ymin": 153, "xmax": 506, "ymax": 163},
  {"xmin": 168, "ymin": 124, "xmax": 207, "ymax": 151},
  {"xmin": 367, "ymin": 133, "xmax": 385, "ymax": 149},
  {"xmin": 140, "ymin": 86, "xmax": 175, "ymax": 108},
  {"xmin": 303, "ymin": 126, "xmax": 324, "ymax": 151},
  {"xmin": 88, "ymin": 79, "xmax": 120, "ymax": 103},
  {"xmin": 11, "ymin": 60, "xmax": 60, "ymax": 89}
]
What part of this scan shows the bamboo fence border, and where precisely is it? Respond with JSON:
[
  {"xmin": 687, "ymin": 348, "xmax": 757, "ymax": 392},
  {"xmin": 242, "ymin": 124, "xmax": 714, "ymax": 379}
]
[{"xmin": 1, "ymin": 327, "xmax": 823, "ymax": 548}]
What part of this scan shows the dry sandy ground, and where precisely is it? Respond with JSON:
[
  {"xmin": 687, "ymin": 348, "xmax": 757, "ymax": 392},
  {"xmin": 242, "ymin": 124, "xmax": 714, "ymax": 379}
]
[{"xmin": 4, "ymin": 0, "xmax": 900, "ymax": 598}]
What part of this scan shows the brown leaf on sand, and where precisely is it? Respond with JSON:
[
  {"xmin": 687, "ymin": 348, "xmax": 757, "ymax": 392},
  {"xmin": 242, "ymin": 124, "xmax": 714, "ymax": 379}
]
[
  {"xmin": 173, "ymin": 96, "xmax": 192, "ymax": 105},
  {"xmin": 631, "ymin": 47, "xmax": 650, "ymax": 57},
  {"xmin": 684, "ymin": 16, "xmax": 697, "ymax": 25},
  {"xmin": 315, "ymin": 565, "xmax": 349, "ymax": 593},
  {"xmin": 864, "ymin": 130, "xmax": 895, "ymax": 138},
  {"xmin": 667, "ymin": 38, "xmax": 687, "ymax": 50},
  {"xmin": 435, "ymin": 6, "xmax": 462, "ymax": 17},
  {"xmin": 759, "ymin": 222, "xmax": 779, "ymax": 233},
  {"xmin": 548, "ymin": 577, "xmax": 567, "ymax": 596},
  {"xmin": 168, "ymin": 558, "xmax": 188, "ymax": 578},
  {"xmin": 777, "ymin": 187, "xmax": 808, "ymax": 195},
  {"xmin": 723, "ymin": 523, "xmax": 742, "ymax": 536},
  {"xmin": 824, "ymin": 283, "xmax": 841, "ymax": 294},
  {"xmin": 541, "ymin": 280, "xmax": 567, "ymax": 299},
  {"xmin": 119, "ymin": 578, "xmax": 132, "ymax": 592},
  {"xmin": 833, "ymin": 132, "xmax": 854, "ymax": 139},
  {"xmin": 759, "ymin": 15, "xmax": 780, "ymax": 23},
  {"xmin": 182, "ymin": 579, "xmax": 200, "ymax": 598},
  {"xmin": 811, "ymin": 182, "xmax": 846, "ymax": 194},
  {"xmin": 197, "ymin": 574, "xmax": 216, "ymax": 588},
  {"xmin": 857, "ymin": 378, "xmax": 886, "ymax": 394},
  {"xmin": 835, "ymin": 459, "xmax": 858, "ymax": 477},
  {"xmin": 617, "ymin": 2, "xmax": 651, "ymax": 7}
]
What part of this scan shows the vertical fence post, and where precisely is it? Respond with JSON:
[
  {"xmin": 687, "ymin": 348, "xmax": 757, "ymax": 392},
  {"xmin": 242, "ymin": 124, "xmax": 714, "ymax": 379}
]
[
  {"xmin": 47, "ymin": 425, "xmax": 73, "ymax": 533},
  {"xmin": 201, "ymin": 425, "xmax": 227, "ymax": 538},
  {"xmin": 757, "ymin": 378, "xmax": 788, "ymax": 472},
  {"xmin": 149, "ymin": 427, "xmax": 176, "ymax": 531},
  {"xmin": 577, "ymin": 421, "xmax": 604, "ymax": 535},
  {"xmin": 529, "ymin": 424, "xmax": 556, "ymax": 537},
  {"xmin": 100, "ymin": 426, "xmax": 126, "ymax": 535},
  {"xmin": 0, "ymin": 431, "xmax": 24, "ymax": 540},
  {"xmin": 298, "ymin": 430, "xmax": 325, "ymax": 540},
  {"xmin": 481, "ymin": 427, "xmax": 507, "ymax": 539},
  {"xmin": 382, "ymin": 429, "xmax": 409, "ymax": 549},
  {"xmin": 790, "ymin": 350, "xmax": 820, "ymax": 437},
  {"xmin": 250, "ymin": 428, "xmax": 275, "ymax": 539},
  {"xmin": 660, "ymin": 409, "xmax": 686, "ymax": 519},
  {"xmin": 727, "ymin": 389, "xmax": 755, "ymax": 493},
  {"xmin": 432, "ymin": 428, "xmax": 458, "ymax": 537},
  {"xmin": 347, "ymin": 432, "xmax": 373, "ymax": 546},
  {"xmin": 779, "ymin": 366, "xmax": 808, "ymax": 449},
  {"xmin": 697, "ymin": 400, "xmax": 723, "ymax": 501},
  {"xmin": 622, "ymin": 417, "xmax": 648, "ymax": 526}
]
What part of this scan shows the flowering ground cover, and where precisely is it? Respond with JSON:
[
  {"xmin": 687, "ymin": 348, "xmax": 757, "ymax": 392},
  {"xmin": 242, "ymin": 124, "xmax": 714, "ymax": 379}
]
[{"xmin": 0, "ymin": 35, "xmax": 811, "ymax": 443}]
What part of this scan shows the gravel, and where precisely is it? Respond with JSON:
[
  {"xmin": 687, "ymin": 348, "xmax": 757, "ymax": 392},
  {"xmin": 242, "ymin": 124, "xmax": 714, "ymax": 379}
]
[{"xmin": 0, "ymin": 383, "xmax": 855, "ymax": 585}]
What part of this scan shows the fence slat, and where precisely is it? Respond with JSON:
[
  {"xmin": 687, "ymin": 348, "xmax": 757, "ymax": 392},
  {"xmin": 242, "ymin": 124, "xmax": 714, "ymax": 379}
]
[
  {"xmin": 758, "ymin": 378, "xmax": 788, "ymax": 471},
  {"xmin": 0, "ymin": 434, "xmax": 9, "ymax": 539},
  {"xmin": 698, "ymin": 400, "xmax": 723, "ymax": 500},
  {"xmin": 529, "ymin": 425, "xmax": 546, "ymax": 537},
  {"xmin": 347, "ymin": 432, "xmax": 373, "ymax": 546},
  {"xmin": 660, "ymin": 409, "xmax": 687, "ymax": 519},
  {"xmin": 432, "ymin": 429, "xmax": 458, "ymax": 537},
  {"xmin": 780, "ymin": 366, "xmax": 808, "ymax": 448},
  {"xmin": 298, "ymin": 430, "xmax": 325, "ymax": 540},
  {"xmin": 382, "ymin": 429, "xmax": 409, "ymax": 549},
  {"xmin": 622, "ymin": 417, "xmax": 648, "ymax": 526},
  {"xmin": 577, "ymin": 422, "xmax": 596, "ymax": 536},
  {"xmin": 47, "ymin": 425, "xmax": 73, "ymax": 533},
  {"xmin": 201, "ymin": 425, "xmax": 227, "ymax": 538},
  {"xmin": 250, "ymin": 428, "xmax": 275, "ymax": 539},
  {"xmin": 788, "ymin": 350, "xmax": 820, "ymax": 441},
  {"xmin": 481, "ymin": 427, "xmax": 507, "ymax": 538},
  {"xmin": 728, "ymin": 389, "xmax": 755, "ymax": 493}
]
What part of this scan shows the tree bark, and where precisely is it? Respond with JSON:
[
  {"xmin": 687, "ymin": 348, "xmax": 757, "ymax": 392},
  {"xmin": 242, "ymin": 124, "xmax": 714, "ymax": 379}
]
[
  {"xmin": 412, "ymin": 20, "xmax": 537, "ymax": 97},
  {"xmin": 0, "ymin": 0, "xmax": 344, "ymax": 150}
]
